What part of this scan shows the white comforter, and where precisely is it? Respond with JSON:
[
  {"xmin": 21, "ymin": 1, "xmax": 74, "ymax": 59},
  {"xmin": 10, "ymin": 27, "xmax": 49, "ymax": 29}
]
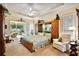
[
  {"xmin": 21, "ymin": 34, "xmax": 50, "ymax": 50},
  {"xmin": 33, "ymin": 35, "xmax": 49, "ymax": 49}
]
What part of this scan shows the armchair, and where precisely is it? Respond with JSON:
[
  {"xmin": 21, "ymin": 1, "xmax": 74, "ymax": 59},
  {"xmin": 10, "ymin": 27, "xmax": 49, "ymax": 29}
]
[{"xmin": 52, "ymin": 33, "xmax": 71, "ymax": 52}]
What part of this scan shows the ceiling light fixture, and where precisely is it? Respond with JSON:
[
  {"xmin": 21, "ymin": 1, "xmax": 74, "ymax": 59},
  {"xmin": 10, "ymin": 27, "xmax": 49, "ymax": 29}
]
[
  {"xmin": 29, "ymin": 7, "xmax": 32, "ymax": 11},
  {"xmin": 26, "ymin": 4, "xmax": 38, "ymax": 18}
]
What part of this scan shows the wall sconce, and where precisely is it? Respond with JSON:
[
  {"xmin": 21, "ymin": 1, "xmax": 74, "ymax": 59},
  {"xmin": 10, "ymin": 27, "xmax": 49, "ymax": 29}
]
[{"xmin": 5, "ymin": 25, "xmax": 7, "ymax": 29}]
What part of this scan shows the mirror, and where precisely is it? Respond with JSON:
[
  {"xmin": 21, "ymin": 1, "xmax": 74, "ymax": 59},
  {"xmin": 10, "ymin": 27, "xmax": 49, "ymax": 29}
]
[{"xmin": 43, "ymin": 23, "xmax": 52, "ymax": 33}]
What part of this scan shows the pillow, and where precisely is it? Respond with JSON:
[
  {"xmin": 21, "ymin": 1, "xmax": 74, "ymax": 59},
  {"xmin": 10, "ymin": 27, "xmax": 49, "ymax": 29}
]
[{"xmin": 58, "ymin": 37, "xmax": 62, "ymax": 42}]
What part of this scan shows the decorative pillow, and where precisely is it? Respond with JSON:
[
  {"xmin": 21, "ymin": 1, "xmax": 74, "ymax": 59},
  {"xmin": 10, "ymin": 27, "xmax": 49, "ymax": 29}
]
[{"xmin": 58, "ymin": 37, "xmax": 62, "ymax": 42}]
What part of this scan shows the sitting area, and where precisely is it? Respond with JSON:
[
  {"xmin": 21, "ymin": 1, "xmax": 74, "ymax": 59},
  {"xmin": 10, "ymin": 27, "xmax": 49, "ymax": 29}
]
[
  {"xmin": 4, "ymin": 32, "xmax": 18, "ymax": 43},
  {"xmin": 52, "ymin": 33, "xmax": 71, "ymax": 52}
]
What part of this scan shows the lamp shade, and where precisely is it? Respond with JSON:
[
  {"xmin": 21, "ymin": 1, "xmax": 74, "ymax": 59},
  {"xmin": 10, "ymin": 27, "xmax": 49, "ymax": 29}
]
[
  {"xmin": 68, "ymin": 26, "xmax": 76, "ymax": 41},
  {"xmin": 68, "ymin": 26, "xmax": 75, "ymax": 31}
]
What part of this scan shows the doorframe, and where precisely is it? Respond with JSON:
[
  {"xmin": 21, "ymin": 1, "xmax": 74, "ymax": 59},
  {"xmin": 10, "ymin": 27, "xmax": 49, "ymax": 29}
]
[{"xmin": 0, "ymin": 4, "xmax": 8, "ymax": 56}]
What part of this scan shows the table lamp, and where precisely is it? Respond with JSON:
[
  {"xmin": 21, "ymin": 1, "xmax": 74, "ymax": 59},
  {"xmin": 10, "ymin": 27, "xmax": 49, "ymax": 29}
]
[{"xmin": 68, "ymin": 26, "xmax": 76, "ymax": 42}]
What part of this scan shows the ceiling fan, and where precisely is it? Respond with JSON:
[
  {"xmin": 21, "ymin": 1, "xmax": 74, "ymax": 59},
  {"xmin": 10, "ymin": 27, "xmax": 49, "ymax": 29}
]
[{"xmin": 25, "ymin": 3, "xmax": 38, "ymax": 18}]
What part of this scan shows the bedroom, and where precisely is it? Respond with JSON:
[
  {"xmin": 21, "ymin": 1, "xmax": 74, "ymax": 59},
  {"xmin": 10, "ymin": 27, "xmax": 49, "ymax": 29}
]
[{"xmin": 0, "ymin": 3, "xmax": 79, "ymax": 56}]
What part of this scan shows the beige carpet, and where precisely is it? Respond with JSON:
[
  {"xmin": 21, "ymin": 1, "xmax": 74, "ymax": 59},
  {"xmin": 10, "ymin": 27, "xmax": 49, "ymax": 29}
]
[{"xmin": 5, "ymin": 39, "xmax": 68, "ymax": 56}]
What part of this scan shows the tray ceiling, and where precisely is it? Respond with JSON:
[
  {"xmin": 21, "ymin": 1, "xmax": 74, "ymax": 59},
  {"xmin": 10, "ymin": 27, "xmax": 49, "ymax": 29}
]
[{"xmin": 3, "ymin": 3, "xmax": 64, "ymax": 18}]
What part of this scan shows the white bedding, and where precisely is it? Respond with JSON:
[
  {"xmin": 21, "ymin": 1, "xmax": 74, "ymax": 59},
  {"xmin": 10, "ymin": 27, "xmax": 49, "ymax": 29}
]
[
  {"xmin": 33, "ymin": 35, "xmax": 49, "ymax": 49},
  {"xmin": 21, "ymin": 34, "xmax": 51, "ymax": 50}
]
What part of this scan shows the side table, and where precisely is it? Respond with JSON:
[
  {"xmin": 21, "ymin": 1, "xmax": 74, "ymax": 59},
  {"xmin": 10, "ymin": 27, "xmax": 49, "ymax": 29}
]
[{"xmin": 69, "ymin": 41, "xmax": 78, "ymax": 56}]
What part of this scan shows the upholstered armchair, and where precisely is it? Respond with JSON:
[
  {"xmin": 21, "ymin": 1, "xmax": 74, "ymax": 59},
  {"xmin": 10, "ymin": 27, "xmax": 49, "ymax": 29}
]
[{"xmin": 52, "ymin": 33, "xmax": 71, "ymax": 52}]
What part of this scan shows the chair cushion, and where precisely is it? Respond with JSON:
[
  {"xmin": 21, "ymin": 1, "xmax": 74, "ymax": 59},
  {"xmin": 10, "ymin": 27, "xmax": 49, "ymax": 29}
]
[
  {"xmin": 54, "ymin": 42, "xmax": 62, "ymax": 45},
  {"xmin": 53, "ymin": 39, "xmax": 59, "ymax": 42}
]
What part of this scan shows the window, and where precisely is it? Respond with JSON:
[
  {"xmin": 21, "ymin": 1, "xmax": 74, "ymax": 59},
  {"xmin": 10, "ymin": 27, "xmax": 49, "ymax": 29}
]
[
  {"xmin": 10, "ymin": 21, "xmax": 24, "ymax": 33},
  {"xmin": 62, "ymin": 14, "xmax": 74, "ymax": 33}
]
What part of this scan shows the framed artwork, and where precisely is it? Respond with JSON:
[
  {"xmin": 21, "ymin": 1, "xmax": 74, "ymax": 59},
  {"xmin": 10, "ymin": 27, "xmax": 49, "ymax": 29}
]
[{"xmin": 43, "ymin": 24, "xmax": 52, "ymax": 33}]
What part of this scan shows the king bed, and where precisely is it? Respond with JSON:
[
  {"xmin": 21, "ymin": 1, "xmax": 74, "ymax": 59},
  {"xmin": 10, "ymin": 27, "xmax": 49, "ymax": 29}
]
[{"xmin": 20, "ymin": 34, "xmax": 51, "ymax": 52}]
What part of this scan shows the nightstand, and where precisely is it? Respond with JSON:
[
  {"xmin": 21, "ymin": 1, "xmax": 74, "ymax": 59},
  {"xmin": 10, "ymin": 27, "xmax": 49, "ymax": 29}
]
[{"xmin": 69, "ymin": 41, "xmax": 78, "ymax": 56}]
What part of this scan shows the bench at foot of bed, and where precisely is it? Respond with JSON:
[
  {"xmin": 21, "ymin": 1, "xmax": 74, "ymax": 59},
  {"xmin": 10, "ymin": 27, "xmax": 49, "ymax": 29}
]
[{"xmin": 20, "ymin": 39, "xmax": 35, "ymax": 53}]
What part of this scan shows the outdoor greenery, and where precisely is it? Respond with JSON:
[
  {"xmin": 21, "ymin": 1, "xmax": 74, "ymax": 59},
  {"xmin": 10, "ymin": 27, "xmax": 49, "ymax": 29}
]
[{"xmin": 10, "ymin": 22, "xmax": 24, "ymax": 33}]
